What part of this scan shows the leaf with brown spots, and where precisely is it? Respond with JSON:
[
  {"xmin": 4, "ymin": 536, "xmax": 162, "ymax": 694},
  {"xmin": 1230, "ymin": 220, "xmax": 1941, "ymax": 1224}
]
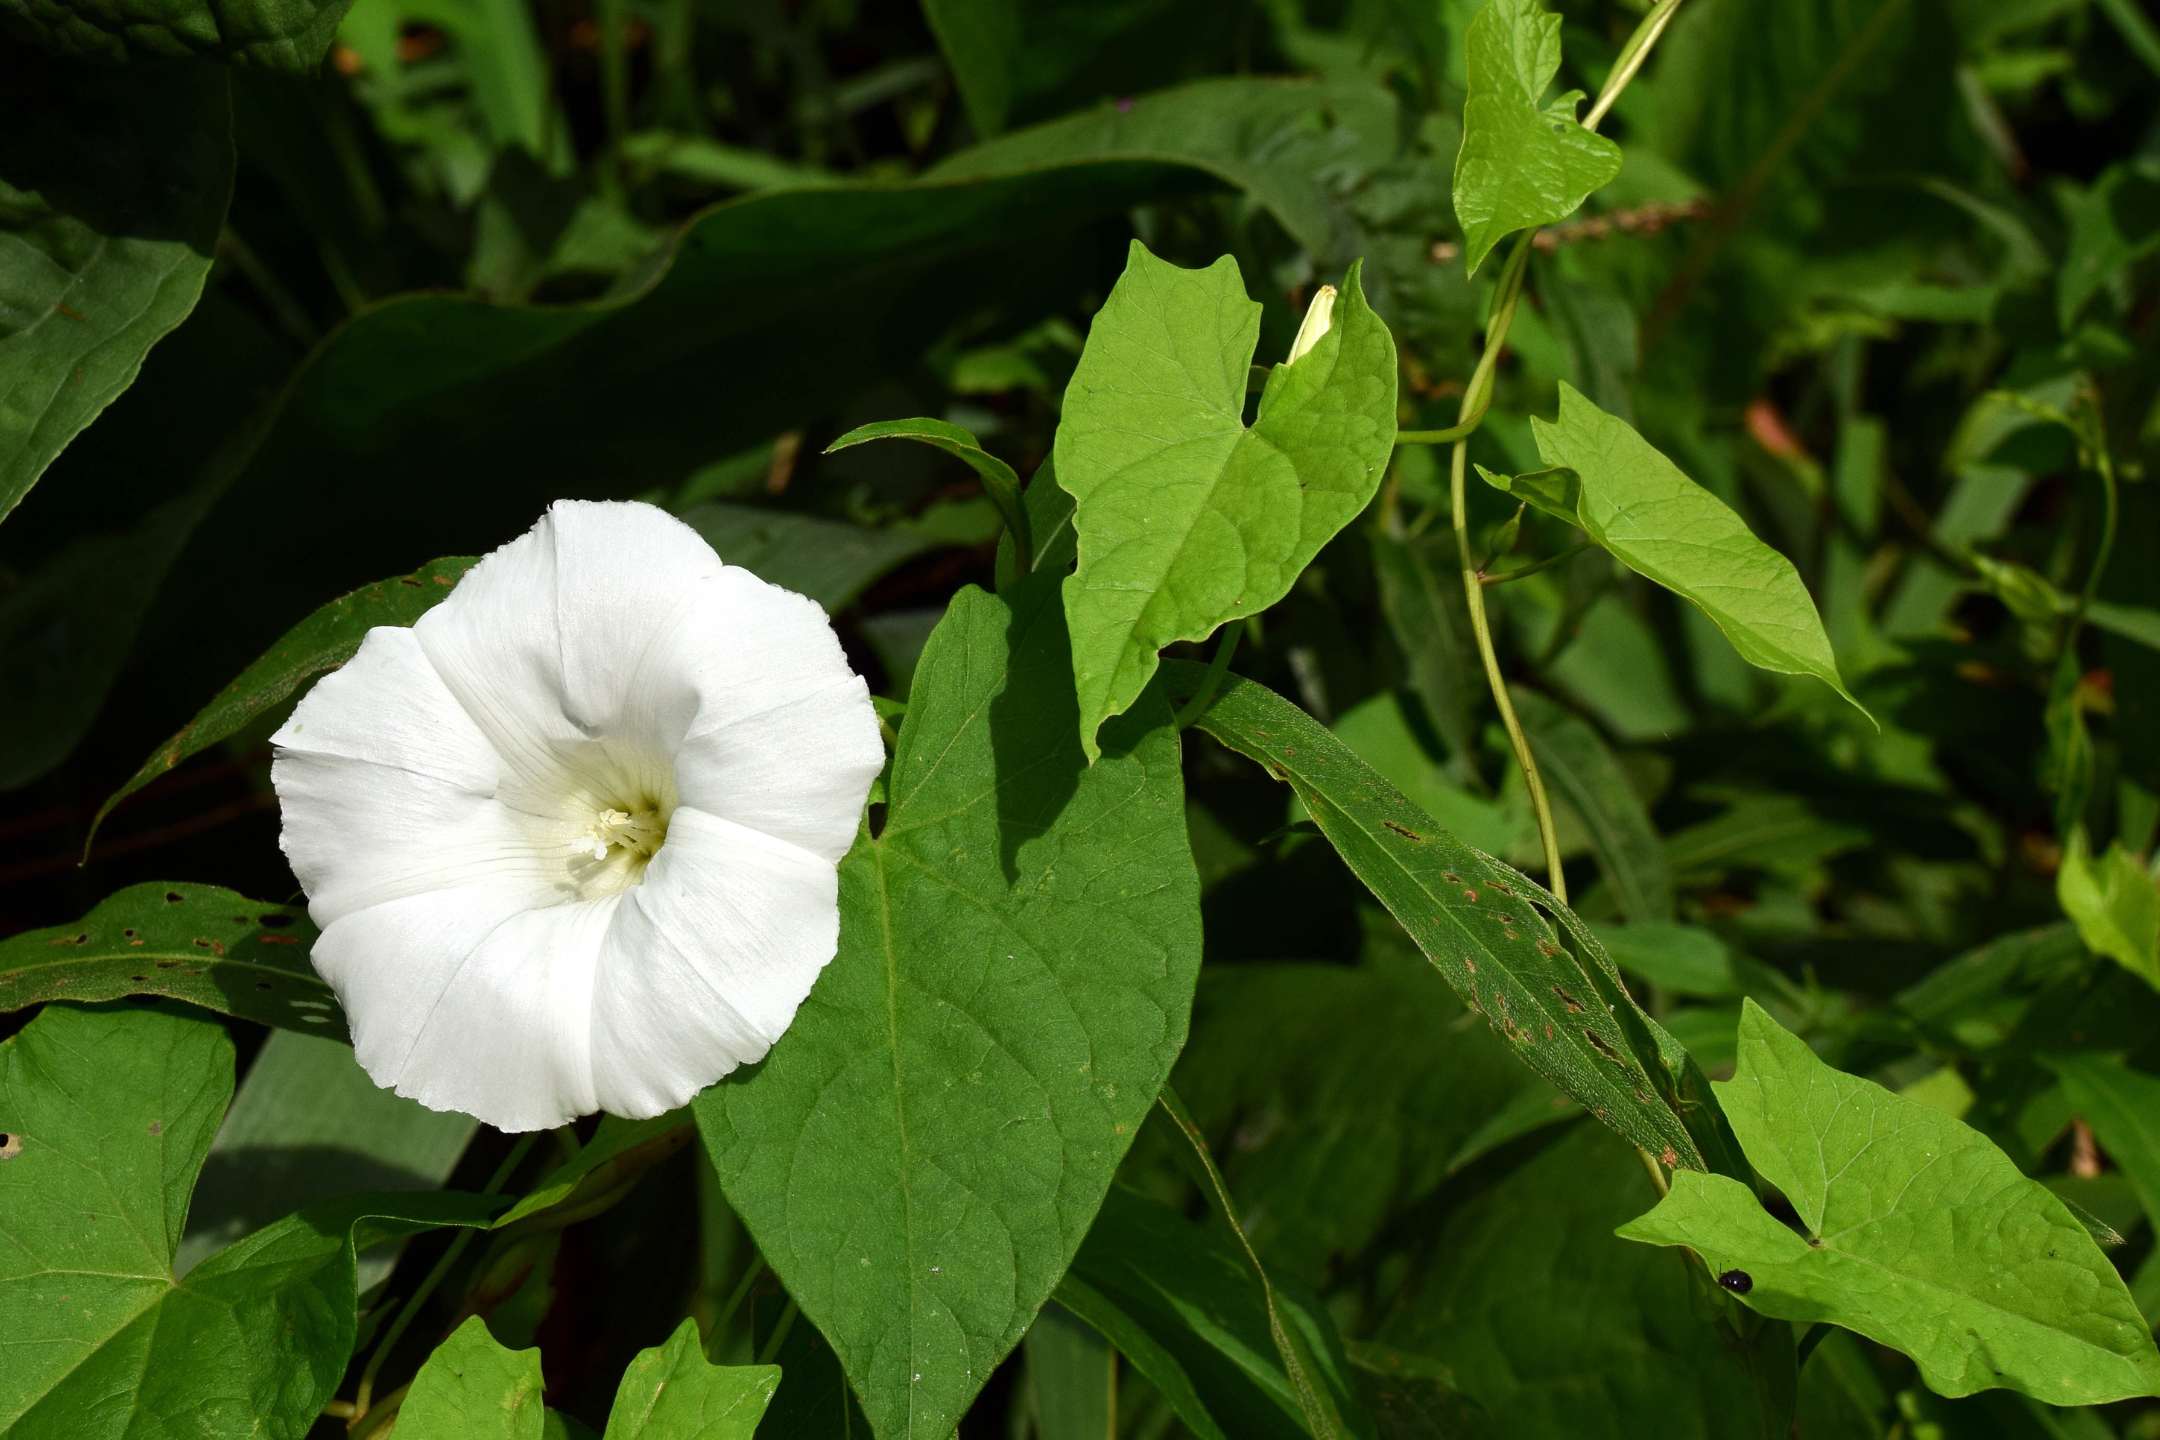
[
  {"xmin": 1169, "ymin": 661, "xmax": 1735, "ymax": 1175},
  {"xmin": 0, "ymin": 883, "xmax": 341, "ymax": 1040}
]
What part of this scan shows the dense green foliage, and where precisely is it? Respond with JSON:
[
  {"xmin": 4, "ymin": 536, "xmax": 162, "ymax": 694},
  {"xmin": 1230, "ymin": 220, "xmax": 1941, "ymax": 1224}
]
[{"xmin": 3, "ymin": 0, "xmax": 2159, "ymax": 1436}]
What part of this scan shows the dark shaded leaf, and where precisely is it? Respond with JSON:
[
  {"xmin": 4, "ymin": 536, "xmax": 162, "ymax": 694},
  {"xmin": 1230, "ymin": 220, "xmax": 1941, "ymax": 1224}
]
[{"xmin": 0, "ymin": 59, "xmax": 229, "ymax": 524}]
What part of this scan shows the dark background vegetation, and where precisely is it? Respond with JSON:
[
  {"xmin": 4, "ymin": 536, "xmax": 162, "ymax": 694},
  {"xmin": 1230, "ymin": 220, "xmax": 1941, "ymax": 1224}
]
[{"xmin": 4, "ymin": 0, "xmax": 2159, "ymax": 1434}]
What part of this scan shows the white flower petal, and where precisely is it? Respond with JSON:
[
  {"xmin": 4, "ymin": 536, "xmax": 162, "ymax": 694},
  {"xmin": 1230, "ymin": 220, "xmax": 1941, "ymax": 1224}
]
[
  {"xmin": 547, "ymin": 498, "xmax": 723, "ymax": 736},
  {"xmin": 316, "ymin": 886, "xmax": 614, "ymax": 1132},
  {"xmin": 272, "ymin": 751, "xmax": 570, "ymax": 926},
  {"xmin": 672, "ymin": 677, "xmax": 883, "ymax": 864},
  {"xmin": 409, "ymin": 507, "xmax": 593, "ymax": 814},
  {"xmin": 272, "ymin": 625, "xmax": 498, "ymax": 789},
  {"xmin": 593, "ymin": 566, "xmax": 882, "ymax": 863},
  {"xmin": 588, "ymin": 808, "xmax": 839, "ymax": 1117}
]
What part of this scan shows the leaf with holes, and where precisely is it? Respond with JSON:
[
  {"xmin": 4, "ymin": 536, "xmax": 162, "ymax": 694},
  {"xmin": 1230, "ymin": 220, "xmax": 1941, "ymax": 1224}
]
[
  {"xmin": 0, "ymin": 61, "xmax": 230, "ymax": 526},
  {"xmin": 0, "ymin": 1003, "xmax": 500, "ymax": 1438},
  {"xmin": 1168, "ymin": 661, "xmax": 1725, "ymax": 1175},
  {"xmin": 1450, "ymin": 0, "xmax": 1622, "ymax": 274},
  {"xmin": 694, "ymin": 572, "xmax": 1202, "ymax": 1438},
  {"xmin": 1618, "ymin": 1001, "xmax": 2160, "ymax": 1405},
  {"xmin": 89, "ymin": 557, "xmax": 478, "ymax": 849},
  {"xmin": 0, "ymin": 883, "xmax": 339, "ymax": 1039},
  {"xmin": 1479, "ymin": 385, "xmax": 1866, "ymax": 717},
  {"xmin": 1055, "ymin": 241, "xmax": 1396, "ymax": 761}
]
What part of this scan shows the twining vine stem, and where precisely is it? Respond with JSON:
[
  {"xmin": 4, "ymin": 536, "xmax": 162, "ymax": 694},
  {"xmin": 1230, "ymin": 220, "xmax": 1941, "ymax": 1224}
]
[{"xmin": 1400, "ymin": 1, "xmax": 1686, "ymax": 906}]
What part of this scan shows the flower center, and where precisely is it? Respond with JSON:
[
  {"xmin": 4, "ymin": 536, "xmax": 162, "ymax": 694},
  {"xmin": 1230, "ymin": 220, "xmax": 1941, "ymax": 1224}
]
[
  {"xmin": 582, "ymin": 805, "xmax": 667, "ymax": 861},
  {"xmin": 567, "ymin": 791, "xmax": 672, "ymax": 899}
]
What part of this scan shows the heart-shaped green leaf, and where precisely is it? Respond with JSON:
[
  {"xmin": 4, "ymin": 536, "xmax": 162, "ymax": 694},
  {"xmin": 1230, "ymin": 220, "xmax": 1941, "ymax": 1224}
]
[
  {"xmin": 399, "ymin": 1317, "xmax": 549, "ymax": 1440},
  {"xmin": 696, "ymin": 572, "xmax": 1202, "ymax": 1437},
  {"xmin": 0, "ymin": 1003, "xmax": 499, "ymax": 1437}
]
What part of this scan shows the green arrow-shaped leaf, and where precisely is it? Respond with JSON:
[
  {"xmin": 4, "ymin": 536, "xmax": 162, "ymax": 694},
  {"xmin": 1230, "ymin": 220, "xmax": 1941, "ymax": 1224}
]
[
  {"xmin": 602, "ymin": 1319, "xmax": 780, "ymax": 1438},
  {"xmin": 399, "ymin": 1318, "xmax": 549, "ymax": 1440},
  {"xmin": 1618, "ymin": 1000, "xmax": 2160, "ymax": 1405},
  {"xmin": 1056, "ymin": 241, "xmax": 1396, "ymax": 761},
  {"xmin": 1451, "ymin": 0, "xmax": 1622, "ymax": 274},
  {"xmin": 1482, "ymin": 384, "xmax": 1867, "ymax": 717}
]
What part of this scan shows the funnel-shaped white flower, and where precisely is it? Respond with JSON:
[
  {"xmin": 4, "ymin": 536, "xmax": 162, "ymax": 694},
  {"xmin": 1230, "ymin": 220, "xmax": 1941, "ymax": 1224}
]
[{"xmin": 272, "ymin": 500, "xmax": 883, "ymax": 1131}]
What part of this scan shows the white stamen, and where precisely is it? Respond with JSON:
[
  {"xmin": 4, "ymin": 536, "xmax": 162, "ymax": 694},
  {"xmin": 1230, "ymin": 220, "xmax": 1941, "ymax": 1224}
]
[{"xmin": 584, "ymin": 805, "xmax": 666, "ymax": 863}]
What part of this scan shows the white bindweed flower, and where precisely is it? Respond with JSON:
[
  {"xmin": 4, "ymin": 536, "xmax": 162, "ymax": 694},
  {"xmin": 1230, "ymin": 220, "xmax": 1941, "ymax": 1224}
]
[{"xmin": 271, "ymin": 500, "xmax": 884, "ymax": 1131}]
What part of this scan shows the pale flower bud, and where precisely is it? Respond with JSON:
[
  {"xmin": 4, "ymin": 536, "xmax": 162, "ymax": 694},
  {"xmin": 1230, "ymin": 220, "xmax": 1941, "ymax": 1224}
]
[{"xmin": 1285, "ymin": 284, "xmax": 1338, "ymax": 365}]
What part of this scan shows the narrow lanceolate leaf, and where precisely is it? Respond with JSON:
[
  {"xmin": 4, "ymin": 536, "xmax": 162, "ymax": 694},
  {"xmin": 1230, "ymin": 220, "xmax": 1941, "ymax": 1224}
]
[
  {"xmin": 2056, "ymin": 828, "xmax": 2160, "ymax": 991},
  {"xmin": 1450, "ymin": 0, "xmax": 1622, "ymax": 274},
  {"xmin": 495, "ymin": 1113, "xmax": 691, "ymax": 1232},
  {"xmin": 0, "ymin": 882, "xmax": 340, "ymax": 1039},
  {"xmin": 826, "ymin": 418, "xmax": 1031, "ymax": 576},
  {"xmin": 1058, "ymin": 1187, "xmax": 1362, "ymax": 1440},
  {"xmin": 695, "ymin": 572, "xmax": 1203, "ymax": 1438},
  {"xmin": 0, "ymin": 61, "xmax": 230, "ymax": 525},
  {"xmin": 1057, "ymin": 241, "xmax": 1396, "ymax": 761},
  {"xmin": 89, "ymin": 556, "xmax": 478, "ymax": 849},
  {"xmin": 1156, "ymin": 1088, "xmax": 1363, "ymax": 1440},
  {"xmin": 0, "ymin": 1004, "xmax": 500, "ymax": 1438},
  {"xmin": 1024, "ymin": 1306, "xmax": 1115, "ymax": 1440},
  {"xmin": 1169, "ymin": 662, "xmax": 1720, "ymax": 1174},
  {"xmin": 1482, "ymin": 385, "xmax": 1867, "ymax": 717},
  {"xmin": 1619, "ymin": 1001, "xmax": 2160, "ymax": 1406},
  {"xmin": 602, "ymin": 1319, "xmax": 780, "ymax": 1438},
  {"xmin": 399, "ymin": 1318, "xmax": 548, "ymax": 1440},
  {"xmin": 0, "ymin": 0, "xmax": 354, "ymax": 66}
]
